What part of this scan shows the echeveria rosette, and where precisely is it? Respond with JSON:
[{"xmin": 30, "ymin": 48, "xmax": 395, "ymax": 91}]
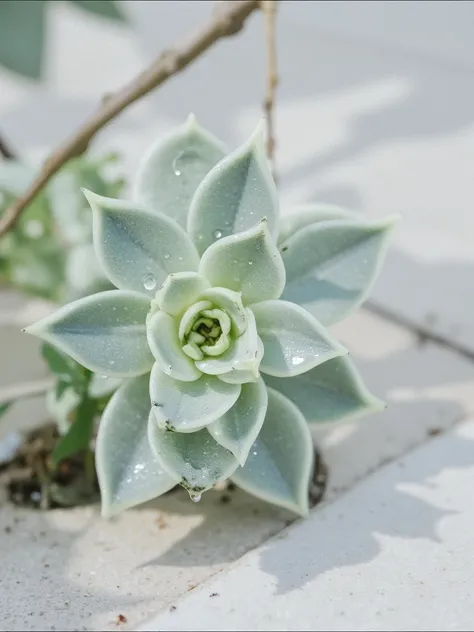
[{"xmin": 24, "ymin": 115, "xmax": 397, "ymax": 518}]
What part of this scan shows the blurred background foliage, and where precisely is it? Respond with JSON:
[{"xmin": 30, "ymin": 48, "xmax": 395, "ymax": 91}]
[
  {"xmin": 0, "ymin": 0, "xmax": 125, "ymax": 79},
  {"xmin": 0, "ymin": 0, "xmax": 130, "ymax": 480}
]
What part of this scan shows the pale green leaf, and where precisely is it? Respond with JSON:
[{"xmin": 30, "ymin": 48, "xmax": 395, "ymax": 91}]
[
  {"xmin": 208, "ymin": 378, "xmax": 268, "ymax": 466},
  {"xmin": 148, "ymin": 416, "xmax": 239, "ymax": 497},
  {"xmin": 217, "ymin": 341, "xmax": 264, "ymax": 385},
  {"xmin": 88, "ymin": 374, "xmax": 123, "ymax": 399},
  {"xmin": 199, "ymin": 221, "xmax": 285, "ymax": 305},
  {"xmin": 146, "ymin": 310, "xmax": 201, "ymax": 382},
  {"xmin": 0, "ymin": 1, "xmax": 46, "ymax": 79},
  {"xmin": 70, "ymin": 0, "xmax": 125, "ymax": 22},
  {"xmin": 196, "ymin": 308, "xmax": 261, "ymax": 380},
  {"xmin": 188, "ymin": 120, "xmax": 279, "ymax": 255},
  {"xmin": 251, "ymin": 300, "xmax": 347, "ymax": 377},
  {"xmin": 197, "ymin": 286, "xmax": 247, "ymax": 336},
  {"xmin": 231, "ymin": 387, "xmax": 313, "ymax": 516},
  {"xmin": 281, "ymin": 216, "xmax": 399, "ymax": 326},
  {"xmin": 96, "ymin": 374, "xmax": 177, "ymax": 517},
  {"xmin": 134, "ymin": 114, "xmax": 226, "ymax": 228},
  {"xmin": 264, "ymin": 355, "xmax": 385, "ymax": 425},
  {"xmin": 154, "ymin": 272, "xmax": 210, "ymax": 317},
  {"xmin": 278, "ymin": 203, "xmax": 360, "ymax": 245},
  {"xmin": 24, "ymin": 290, "xmax": 153, "ymax": 377},
  {"xmin": 84, "ymin": 190, "xmax": 199, "ymax": 296},
  {"xmin": 150, "ymin": 363, "xmax": 241, "ymax": 432}
]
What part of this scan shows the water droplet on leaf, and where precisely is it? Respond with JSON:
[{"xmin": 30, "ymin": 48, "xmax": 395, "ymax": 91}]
[
  {"xmin": 213, "ymin": 230, "xmax": 222, "ymax": 239},
  {"xmin": 142, "ymin": 273, "xmax": 157, "ymax": 291},
  {"xmin": 172, "ymin": 149, "xmax": 201, "ymax": 176}
]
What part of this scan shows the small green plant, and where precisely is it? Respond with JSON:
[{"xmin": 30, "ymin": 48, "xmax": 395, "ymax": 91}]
[
  {"xmin": 0, "ymin": 153, "xmax": 123, "ymax": 302},
  {"xmin": 25, "ymin": 115, "xmax": 398, "ymax": 516},
  {"xmin": 0, "ymin": 153, "xmax": 124, "ymax": 473}
]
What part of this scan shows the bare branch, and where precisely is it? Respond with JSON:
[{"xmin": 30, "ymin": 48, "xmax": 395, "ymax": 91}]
[
  {"xmin": 0, "ymin": 0, "xmax": 260, "ymax": 238},
  {"xmin": 261, "ymin": 0, "xmax": 278, "ymax": 182},
  {"xmin": 0, "ymin": 133, "xmax": 17, "ymax": 160}
]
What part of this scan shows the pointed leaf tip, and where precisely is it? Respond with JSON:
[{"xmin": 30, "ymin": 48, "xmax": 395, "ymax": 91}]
[
  {"xmin": 97, "ymin": 374, "xmax": 177, "ymax": 517},
  {"xmin": 281, "ymin": 215, "xmax": 398, "ymax": 326},
  {"xmin": 208, "ymin": 378, "xmax": 268, "ymax": 466},
  {"xmin": 188, "ymin": 122, "xmax": 279, "ymax": 254},
  {"xmin": 23, "ymin": 290, "xmax": 153, "ymax": 378},
  {"xmin": 264, "ymin": 355, "xmax": 385, "ymax": 426},
  {"xmin": 199, "ymin": 222, "xmax": 285, "ymax": 305},
  {"xmin": 231, "ymin": 387, "xmax": 313, "ymax": 516},
  {"xmin": 90, "ymin": 193, "xmax": 199, "ymax": 294},
  {"xmin": 185, "ymin": 112, "xmax": 197, "ymax": 129},
  {"xmin": 134, "ymin": 118, "xmax": 227, "ymax": 228},
  {"xmin": 252, "ymin": 300, "xmax": 348, "ymax": 377},
  {"xmin": 148, "ymin": 417, "xmax": 239, "ymax": 494}
]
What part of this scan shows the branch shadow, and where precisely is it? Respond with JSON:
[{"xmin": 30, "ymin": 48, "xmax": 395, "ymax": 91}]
[{"xmin": 258, "ymin": 426, "xmax": 474, "ymax": 596}]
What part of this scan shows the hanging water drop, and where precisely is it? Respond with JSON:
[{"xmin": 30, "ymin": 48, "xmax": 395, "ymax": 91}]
[
  {"xmin": 190, "ymin": 492, "xmax": 201, "ymax": 503},
  {"xmin": 213, "ymin": 229, "xmax": 223, "ymax": 239},
  {"xmin": 142, "ymin": 273, "xmax": 157, "ymax": 291}
]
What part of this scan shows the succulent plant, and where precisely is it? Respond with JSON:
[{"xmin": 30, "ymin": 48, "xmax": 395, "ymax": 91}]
[{"xmin": 24, "ymin": 115, "xmax": 398, "ymax": 517}]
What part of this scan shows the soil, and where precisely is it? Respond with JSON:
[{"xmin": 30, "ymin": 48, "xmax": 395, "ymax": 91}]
[
  {"xmin": 0, "ymin": 423, "xmax": 100, "ymax": 509},
  {"xmin": 0, "ymin": 424, "xmax": 328, "ymax": 511}
]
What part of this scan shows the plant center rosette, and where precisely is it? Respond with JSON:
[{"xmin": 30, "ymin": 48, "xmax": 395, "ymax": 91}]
[{"xmin": 25, "ymin": 115, "xmax": 398, "ymax": 517}]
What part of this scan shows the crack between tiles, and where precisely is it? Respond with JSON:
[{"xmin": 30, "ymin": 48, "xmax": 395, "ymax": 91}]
[{"xmin": 366, "ymin": 300, "xmax": 474, "ymax": 364}]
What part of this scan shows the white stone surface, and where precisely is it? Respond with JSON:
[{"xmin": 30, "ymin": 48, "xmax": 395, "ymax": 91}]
[{"xmin": 139, "ymin": 419, "xmax": 474, "ymax": 632}]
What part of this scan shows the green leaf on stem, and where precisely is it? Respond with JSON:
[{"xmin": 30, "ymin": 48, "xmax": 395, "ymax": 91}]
[{"xmin": 52, "ymin": 397, "xmax": 98, "ymax": 463}]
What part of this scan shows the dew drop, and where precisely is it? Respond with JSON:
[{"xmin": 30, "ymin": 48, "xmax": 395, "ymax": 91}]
[
  {"xmin": 172, "ymin": 149, "xmax": 201, "ymax": 176},
  {"xmin": 248, "ymin": 261, "xmax": 253, "ymax": 266},
  {"xmin": 142, "ymin": 273, "xmax": 157, "ymax": 291},
  {"xmin": 190, "ymin": 493, "xmax": 202, "ymax": 503},
  {"xmin": 213, "ymin": 229, "xmax": 223, "ymax": 239}
]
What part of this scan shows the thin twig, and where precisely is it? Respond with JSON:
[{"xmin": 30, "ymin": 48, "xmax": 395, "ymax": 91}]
[
  {"xmin": 0, "ymin": 0, "xmax": 260, "ymax": 238},
  {"xmin": 261, "ymin": 0, "xmax": 278, "ymax": 182},
  {"xmin": 0, "ymin": 133, "xmax": 16, "ymax": 160}
]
